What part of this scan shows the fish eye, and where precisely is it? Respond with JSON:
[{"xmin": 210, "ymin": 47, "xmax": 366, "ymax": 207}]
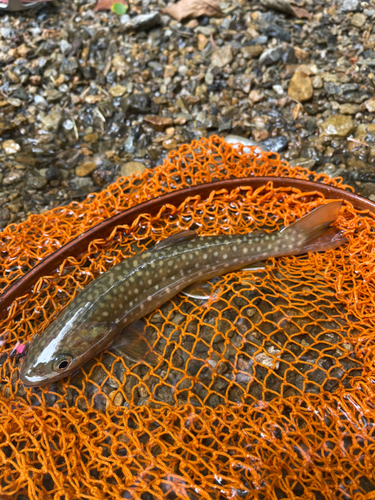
[{"xmin": 53, "ymin": 355, "xmax": 73, "ymax": 372}]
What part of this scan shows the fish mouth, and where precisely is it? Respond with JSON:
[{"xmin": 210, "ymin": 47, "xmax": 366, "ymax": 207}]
[{"xmin": 19, "ymin": 362, "xmax": 60, "ymax": 387}]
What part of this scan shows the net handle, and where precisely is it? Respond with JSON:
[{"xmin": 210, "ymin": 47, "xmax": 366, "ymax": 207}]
[{"xmin": 0, "ymin": 176, "xmax": 373, "ymax": 316}]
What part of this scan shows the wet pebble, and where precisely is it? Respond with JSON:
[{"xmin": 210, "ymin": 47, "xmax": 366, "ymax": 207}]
[
  {"xmin": 320, "ymin": 115, "xmax": 355, "ymax": 137},
  {"xmin": 120, "ymin": 161, "xmax": 146, "ymax": 177},
  {"xmin": 3, "ymin": 140, "xmax": 20, "ymax": 155},
  {"xmin": 76, "ymin": 162, "xmax": 98, "ymax": 177}
]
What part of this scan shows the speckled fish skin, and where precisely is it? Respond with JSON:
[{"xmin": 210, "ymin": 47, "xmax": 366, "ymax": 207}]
[{"xmin": 19, "ymin": 201, "xmax": 344, "ymax": 387}]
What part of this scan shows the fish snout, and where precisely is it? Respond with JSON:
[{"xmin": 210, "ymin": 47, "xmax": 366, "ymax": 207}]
[{"xmin": 19, "ymin": 361, "xmax": 47, "ymax": 387}]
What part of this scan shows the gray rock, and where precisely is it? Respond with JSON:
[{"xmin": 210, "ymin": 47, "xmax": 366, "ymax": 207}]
[
  {"xmin": 26, "ymin": 172, "xmax": 47, "ymax": 190},
  {"xmin": 121, "ymin": 93, "xmax": 150, "ymax": 114},
  {"xmin": 122, "ymin": 12, "xmax": 161, "ymax": 32},
  {"xmin": 263, "ymin": 24, "xmax": 290, "ymax": 42},
  {"xmin": 3, "ymin": 171, "xmax": 24, "ymax": 185},
  {"xmin": 45, "ymin": 166, "xmax": 61, "ymax": 181},
  {"xmin": 42, "ymin": 110, "xmax": 63, "ymax": 132},
  {"xmin": 259, "ymin": 47, "xmax": 283, "ymax": 66},
  {"xmin": 341, "ymin": 0, "xmax": 359, "ymax": 11},
  {"xmin": 59, "ymin": 40, "xmax": 72, "ymax": 55},
  {"xmin": 70, "ymin": 177, "xmax": 94, "ymax": 189},
  {"xmin": 261, "ymin": 136, "xmax": 288, "ymax": 152},
  {"xmin": 211, "ymin": 45, "xmax": 233, "ymax": 68},
  {"xmin": 124, "ymin": 135, "xmax": 136, "ymax": 153},
  {"xmin": 60, "ymin": 57, "xmax": 79, "ymax": 76}
]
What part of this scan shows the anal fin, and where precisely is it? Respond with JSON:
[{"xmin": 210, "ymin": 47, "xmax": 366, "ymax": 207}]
[
  {"xmin": 180, "ymin": 281, "xmax": 214, "ymax": 299},
  {"xmin": 111, "ymin": 320, "xmax": 159, "ymax": 365}
]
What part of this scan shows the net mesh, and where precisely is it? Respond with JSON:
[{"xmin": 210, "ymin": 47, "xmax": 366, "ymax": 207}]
[{"xmin": 0, "ymin": 136, "xmax": 374, "ymax": 499}]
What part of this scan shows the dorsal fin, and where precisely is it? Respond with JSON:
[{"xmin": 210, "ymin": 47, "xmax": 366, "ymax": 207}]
[{"xmin": 152, "ymin": 230, "xmax": 198, "ymax": 251}]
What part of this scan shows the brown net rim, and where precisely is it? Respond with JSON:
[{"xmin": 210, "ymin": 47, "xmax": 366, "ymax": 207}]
[{"xmin": 1, "ymin": 175, "xmax": 374, "ymax": 317}]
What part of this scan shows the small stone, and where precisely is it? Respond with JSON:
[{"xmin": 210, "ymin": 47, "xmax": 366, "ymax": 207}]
[
  {"xmin": 112, "ymin": 55, "xmax": 128, "ymax": 71},
  {"xmin": 8, "ymin": 97, "xmax": 22, "ymax": 107},
  {"xmin": 71, "ymin": 177, "xmax": 94, "ymax": 189},
  {"xmin": 124, "ymin": 135, "xmax": 135, "ymax": 153},
  {"xmin": 3, "ymin": 171, "xmax": 24, "ymax": 185},
  {"xmin": 109, "ymin": 85, "xmax": 127, "ymax": 97},
  {"xmin": 351, "ymin": 13, "xmax": 366, "ymax": 27},
  {"xmin": 6, "ymin": 70, "xmax": 20, "ymax": 83},
  {"xmin": 122, "ymin": 12, "xmax": 161, "ymax": 32},
  {"xmin": 174, "ymin": 116, "xmax": 187, "ymax": 126},
  {"xmin": 195, "ymin": 26, "xmax": 216, "ymax": 36},
  {"xmin": 294, "ymin": 47, "xmax": 309, "ymax": 61},
  {"xmin": 240, "ymin": 45, "xmax": 263, "ymax": 59},
  {"xmin": 312, "ymin": 75, "xmax": 323, "ymax": 89},
  {"xmin": 339, "ymin": 103, "xmax": 362, "ymax": 115},
  {"xmin": 83, "ymin": 133, "xmax": 99, "ymax": 142},
  {"xmin": 205, "ymin": 71, "xmax": 214, "ymax": 86},
  {"xmin": 197, "ymin": 34, "xmax": 208, "ymax": 51},
  {"xmin": 288, "ymin": 71, "xmax": 313, "ymax": 102},
  {"xmin": 164, "ymin": 65, "xmax": 177, "ymax": 78},
  {"xmin": 211, "ymin": 45, "xmax": 233, "ymax": 68},
  {"xmin": 289, "ymin": 158, "xmax": 316, "ymax": 169},
  {"xmin": 365, "ymin": 97, "xmax": 375, "ymax": 112},
  {"xmin": 42, "ymin": 110, "xmax": 63, "ymax": 132},
  {"xmin": 259, "ymin": 47, "xmax": 283, "ymax": 66},
  {"xmin": 261, "ymin": 136, "xmax": 288, "ymax": 152},
  {"xmin": 120, "ymin": 161, "xmax": 146, "ymax": 177},
  {"xmin": 263, "ymin": 24, "xmax": 290, "ymax": 42},
  {"xmin": 76, "ymin": 162, "xmax": 97, "ymax": 177},
  {"xmin": 3, "ymin": 140, "xmax": 20, "ymax": 154},
  {"xmin": 26, "ymin": 172, "xmax": 47, "ymax": 189},
  {"xmin": 178, "ymin": 65, "xmax": 189, "ymax": 76},
  {"xmin": 342, "ymin": 0, "xmax": 359, "ymax": 11},
  {"xmin": 60, "ymin": 57, "xmax": 78, "ymax": 76},
  {"xmin": 8, "ymin": 202, "xmax": 22, "ymax": 213},
  {"xmin": 59, "ymin": 40, "xmax": 72, "ymax": 55},
  {"xmin": 45, "ymin": 166, "xmax": 61, "ymax": 181},
  {"xmin": 320, "ymin": 115, "xmax": 355, "ymax": 137},
  {"xmin": 144, "ymin": 115, "xmax": 173, "ymax": 131},
  {"xmin": 110, "ymin": 391, "xmax": 123, "ymax": 407},
  {"xmin": 255, "ymin": 351, "xmax": 280, "ymax": 370},
  {"xmin": 253, "ymin": 130, "xmax": 268, "ymax": 142},
  {"xmin": 162, "ymin": 138, "xmax": 177, "ymax": 150},
  {"xmin": 121, "ymin": 93, "xmax": 150, "ymax": 114}
]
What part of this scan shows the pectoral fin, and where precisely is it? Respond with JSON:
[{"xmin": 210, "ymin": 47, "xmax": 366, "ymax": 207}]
[
  {"xmin": 111, "ymin": 320, "xmax": 159, "ymax": 365},
  {"xmin": 180, "ymin": 281, "xmax": 214, "ymax": 299}
]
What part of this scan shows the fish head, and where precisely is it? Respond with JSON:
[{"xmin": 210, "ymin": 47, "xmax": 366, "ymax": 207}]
[{"xmin": 20, "ymin": 308, "xmax": 116, "ymax": 387}]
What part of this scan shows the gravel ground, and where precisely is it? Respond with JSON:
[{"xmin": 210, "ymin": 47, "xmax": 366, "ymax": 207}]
[{"xmin": 0, "ymin": 0, "xmax": 375, "ymax": 228}]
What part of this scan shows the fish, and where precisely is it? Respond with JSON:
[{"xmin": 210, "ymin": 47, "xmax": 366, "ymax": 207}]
[{"xmin": 19, "ymin": 201, "xmax": 345, "ymax": 387}]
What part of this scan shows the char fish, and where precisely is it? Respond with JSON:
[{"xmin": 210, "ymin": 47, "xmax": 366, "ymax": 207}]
[{"xmin": 20, "ymin": 201, "xmax": 345, "ymax": 387}]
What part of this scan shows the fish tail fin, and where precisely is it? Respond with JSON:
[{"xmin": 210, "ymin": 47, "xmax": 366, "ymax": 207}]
[{"xmin": 282, "ymin": 201, "xmax": 346, "ymax": 255}]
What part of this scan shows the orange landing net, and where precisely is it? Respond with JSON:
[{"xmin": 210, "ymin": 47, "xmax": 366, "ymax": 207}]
[{"xmin": 0, "ymin": 136, "xmax": 375, "ymax": 500}]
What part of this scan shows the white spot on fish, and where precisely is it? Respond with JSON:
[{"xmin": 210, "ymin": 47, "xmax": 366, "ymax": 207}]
[
  {"xmin": 135, "ymin": 288, "xmax": 139, "ymax": 294},
  {"xmin": 148, "ymin": 279, "xmax": 152, "ymax": 285},
  {"xmin": 214, "ymin": 251, "xmax": 219, "ymax": 257},
  {"xmin": 243, "ymin": 248, "xmax": 248, "ymax": 254},
  {"xmin": 233, "ymin": 246, "xmax": 237, "ymax": 252},
  {"xmin": 147, "ymin": 296, "xmax": 152, "ymax": 301},
  {"xmin": 166, "ymin": 287, "xmax": 171, "ymax": 294},
  {"xmin": 140, "ymin": 304, "xmax": 144, "ymax": 310},
  {"xmin": 133, "ymin": 259, "xmax": 138, "ymax": 267},
  {"xmin": 223, "ymin": 254, "xmax": 228, "ymax": 259},
  {"xmin": 203, "ymin": 254, "xmax": 208, "ymax": 260}
]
